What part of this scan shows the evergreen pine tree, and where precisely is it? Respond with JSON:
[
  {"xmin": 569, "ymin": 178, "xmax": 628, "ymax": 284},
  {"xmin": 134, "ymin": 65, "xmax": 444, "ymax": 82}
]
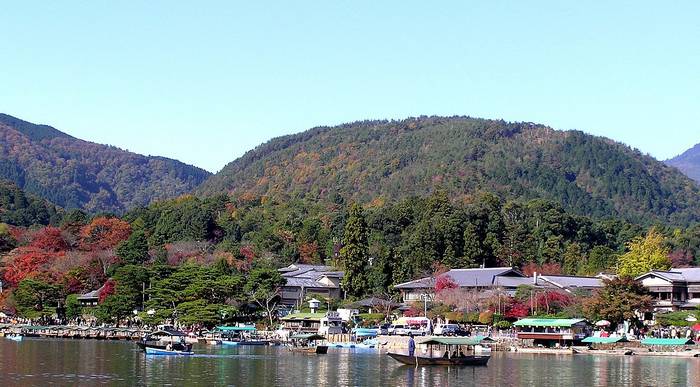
[{"xmin": 341, "ymin": 203, "xmax": 370, "ymax": 297}]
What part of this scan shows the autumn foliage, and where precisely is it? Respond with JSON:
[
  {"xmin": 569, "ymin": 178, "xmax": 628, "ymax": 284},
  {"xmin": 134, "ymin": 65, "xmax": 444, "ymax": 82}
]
[
  {"xmin": 521, "ymin": 262, "xmax": 563, "ymax": 276},
  {"xmin": 99, "ymin": 279, "xmax": 116, "ymax": 303},
  {"xmin": 29, "ymin": 227, "xmax": 69, "ymax": 252},
  {"xmin": 435, "ymin": 275, "xmax": 458, "ymax": 294},
  {"xmin": 80, "ymin": 217, "xmax": 131, "ymax": 251}
]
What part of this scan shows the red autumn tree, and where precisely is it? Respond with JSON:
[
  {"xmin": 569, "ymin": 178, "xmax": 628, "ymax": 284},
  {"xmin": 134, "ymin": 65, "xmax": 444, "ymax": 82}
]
[
  {"xmin": 99, "ymin": 279, "xmax": 116, "ymax": 303},
  {"xmin": 29, "ymin": 227, "xmax": 69, "ymax": 252},
  {"xmin": 669, "ymin": 250, "xmax": 694, "ymax": 268},
  {"xmin": 505, "ymin": 298, "xmax": 530, "ymax": 319},
  {"xmin": 435, "ymin": 274, "xmax": 458, "ymax": 294},
  {"xmin": 403, "ymin": 305, "xmax": 421, "ymax": 317},
  {"xmin": 80, "ymin": 217, "xmax": 131, "ymax": 251},
  {"xmin": 2, "ymin": 248, "xmax": 61, "ymax": 287},
  {"xmin": 535, "ymin": 291, "xmax": 573, "ymax": 315}
]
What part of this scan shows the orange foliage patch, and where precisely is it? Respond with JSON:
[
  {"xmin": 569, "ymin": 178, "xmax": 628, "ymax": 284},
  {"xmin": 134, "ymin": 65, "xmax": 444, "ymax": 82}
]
[{"xmin": 80, "ymin": 217, "xmax": 131, "ymax": 251}]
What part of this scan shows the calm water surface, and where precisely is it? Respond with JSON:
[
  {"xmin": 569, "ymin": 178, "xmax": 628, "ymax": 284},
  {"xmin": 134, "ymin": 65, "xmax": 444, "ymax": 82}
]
[{"xmin": 1, "ymin": 338, "xmax": 698, "ymax": 386}]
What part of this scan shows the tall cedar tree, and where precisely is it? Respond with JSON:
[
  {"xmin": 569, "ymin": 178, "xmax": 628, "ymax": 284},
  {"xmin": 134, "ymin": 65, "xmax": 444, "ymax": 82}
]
[{"xmin": 341, "ymin": 204, "xmax": 370, "ymax": 297}]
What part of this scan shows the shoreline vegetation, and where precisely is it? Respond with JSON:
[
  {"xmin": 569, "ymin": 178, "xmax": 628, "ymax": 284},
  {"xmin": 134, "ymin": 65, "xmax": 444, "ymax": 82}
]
[{"xmin": 0, "ymin": 188, "xmax": 699, "ymax": 337}]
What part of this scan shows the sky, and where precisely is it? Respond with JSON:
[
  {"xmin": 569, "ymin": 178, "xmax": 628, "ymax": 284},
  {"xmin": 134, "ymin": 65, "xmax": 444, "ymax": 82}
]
[{"xmin": 1, "ymin": 1, "xmax": 698, "ymax": 172}]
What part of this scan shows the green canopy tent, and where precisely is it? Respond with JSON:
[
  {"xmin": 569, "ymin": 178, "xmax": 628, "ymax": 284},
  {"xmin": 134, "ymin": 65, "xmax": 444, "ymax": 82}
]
[
  {"xmin": 641, "ymin": 338, "xmax": 694, "ymax": 346},
  {"xmin": 581, "ymin": 337, "xmax": 629, "ymax": 344}
]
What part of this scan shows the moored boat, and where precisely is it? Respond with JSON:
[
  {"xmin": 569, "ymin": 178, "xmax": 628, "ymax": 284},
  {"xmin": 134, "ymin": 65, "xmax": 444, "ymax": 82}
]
[
  {"xmin": 137, "ymin": 329, "xmax": 192, "ymax": 353},
  {"xmin": 5, "ymin": 334, "xmax": 23, "ymax": 342},
  {"xmin": 145, "ymin": 346, "xmax": 194, "ymax": 356},
  {"xmin": 388, "ymin": 352, "xmax": 490, "ymax": 366},
  {"xmin": 288, "ymin": 333, "xmax": 329, "ymax": 354},
  {"xmin": 387, "ymin": 336, "xmax": 493, "ymax": 366},
  {"xmin": 214, "ymin": 325, "xmax": 268, "ymax": 346}
]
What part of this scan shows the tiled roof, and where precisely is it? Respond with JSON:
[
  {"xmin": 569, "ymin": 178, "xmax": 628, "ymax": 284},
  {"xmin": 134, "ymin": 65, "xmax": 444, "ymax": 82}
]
[
  {"xmin": 494, "ymin": 276, "xmax": 539, "ymax": 288},
  {"xmin": 77, "ymin": 283, "xmax": 107, "ymax": 300},
  {"xmin": 637, "ymin": 270, "xmax": 692, "ymax": 283},
  {"xmin": 279, "ymin": 264, "xmax": 343, "ymax": 289},
  {"xmin": 394, "ymin": 267, "xmax": 522, "ymax": 289},
  {"xmin": 671, "ymin": 268, "xmax": 700, "ymax": 282}
]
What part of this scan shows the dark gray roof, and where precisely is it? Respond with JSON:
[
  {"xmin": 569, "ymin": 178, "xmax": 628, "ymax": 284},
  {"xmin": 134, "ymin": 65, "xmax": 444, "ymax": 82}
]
[
  {"xmin": 672, "ymin": 268, "xmax": 700, "ymax": 282},
  {"xmin": 77, "ymin": 283, "xmax": 107, "ymax": 300},
  {"xmin": 394, "ymin": 267, "xmax": 522, "ymax": 289}
]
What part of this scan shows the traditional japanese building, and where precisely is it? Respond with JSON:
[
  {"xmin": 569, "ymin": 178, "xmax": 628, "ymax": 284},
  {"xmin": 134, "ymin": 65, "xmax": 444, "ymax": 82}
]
[
  {"xmin": 393, "ymin": 267, "xmax": 603, "ymax": 303},
  {"xmin": 278, "ymin": 264, "xmax": 344, "ymax": 307},
  {"xmin": 636, "ymin": 268, "xmax": 700, "ymax": 312}
]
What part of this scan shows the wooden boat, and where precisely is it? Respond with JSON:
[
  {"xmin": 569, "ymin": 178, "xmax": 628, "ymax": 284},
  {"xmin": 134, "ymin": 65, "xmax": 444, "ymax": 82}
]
[
  {"xmin": 388, "ymin": 352, "xmax": 489, "ymax": 366},
  {"xmin": 387, "ymin": 336, "xmax": 493, "ymax": 366},
  {"xmin": 145, "ymin": 346, "xmax": 193, "ymax": 356},
  {"xmin": 288, "ymin": 333, "xmax": 329, "ymax": 354}
]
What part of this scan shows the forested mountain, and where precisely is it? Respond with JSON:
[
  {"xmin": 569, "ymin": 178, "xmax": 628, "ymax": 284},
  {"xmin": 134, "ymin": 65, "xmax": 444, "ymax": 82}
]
[
  {"xmin": 0, "ymin": 180, "xmax": 62, "ymax": 226},
  {"xmin": 667, "ymin": 143, "xmax": 700, "ymax": 183},
  {"xmin": 0, "ymin": 114, "xmax": 211, "ymax": 213},
  {"xmin": 199, "ymin": 116, "xmax": 700, "ymax": 226}
]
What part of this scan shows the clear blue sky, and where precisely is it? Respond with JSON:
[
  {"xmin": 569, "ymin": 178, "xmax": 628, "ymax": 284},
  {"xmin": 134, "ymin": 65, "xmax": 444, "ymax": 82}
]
[{"xmin": 1, "ymin": 1, "xmax": 698, "ymax": 172}]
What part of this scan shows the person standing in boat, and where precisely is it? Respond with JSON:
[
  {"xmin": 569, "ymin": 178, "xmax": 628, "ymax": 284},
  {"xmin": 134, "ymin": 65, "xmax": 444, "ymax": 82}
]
[{"xmin": 408, "ymin": 333, "xmax": 416, "ymax": 357}]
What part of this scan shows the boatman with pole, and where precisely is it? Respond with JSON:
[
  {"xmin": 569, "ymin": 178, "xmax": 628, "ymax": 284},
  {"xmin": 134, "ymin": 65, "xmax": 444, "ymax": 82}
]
[{"xmin": 408, "ymin": 333, "xmax": 416, "ymax": 358}]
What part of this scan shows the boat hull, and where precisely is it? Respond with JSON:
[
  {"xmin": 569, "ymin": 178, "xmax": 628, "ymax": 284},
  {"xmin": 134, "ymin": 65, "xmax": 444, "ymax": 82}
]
[
  {"xmin": 138, "ymin": 341, "xmax": 192, "ymax": 352},
  {"xmin": 145, "ymin": 347, "xmax": 193, "ymax": 356},
  {"xmin": 289, "ymin": 345, "xmax": 329, "ymax": 354},
  {"xmin": 388, "ymin": 352, "xmax": 490, "ymax": 366}
]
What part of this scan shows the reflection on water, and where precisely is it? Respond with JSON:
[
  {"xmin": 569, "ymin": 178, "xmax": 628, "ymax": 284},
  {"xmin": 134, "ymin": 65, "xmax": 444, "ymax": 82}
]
[{"xmin": 0, "ymin": 338, "xmax": 697, "ymax": 386}]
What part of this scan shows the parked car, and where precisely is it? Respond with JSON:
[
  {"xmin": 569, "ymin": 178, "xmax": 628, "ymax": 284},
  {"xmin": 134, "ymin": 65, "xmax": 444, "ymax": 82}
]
[
  {"xmin": 389, "ymin": 324, "xmax": 408, "ymax": 335},
  {"xmin": 375, "ymin": 324, "xmax": 390, "ymax": 335},
  {"xmin": 434, "ymin": 323, "xmax": 464, "ymax": 336},
  {"xmin": 406, "ymin": 324, "xmax": 429, "ymax": 336}
]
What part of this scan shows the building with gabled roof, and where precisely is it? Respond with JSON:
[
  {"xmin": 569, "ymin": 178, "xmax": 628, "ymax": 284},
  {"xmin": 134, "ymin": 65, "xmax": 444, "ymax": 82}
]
[
  {"xmin": 393, "ymin": 267, "xmax": 603, "ymax": 303},
  {"xmin": 77, "ymin": 283, "xmax": 107, "ymax": 307},
  {"xmin": 636, "ymin": 268, "xmax": 700, "ymax": 311},
  {"xmin": 278, "ymin": 264, "xmax": 344, "ymax": 307}
]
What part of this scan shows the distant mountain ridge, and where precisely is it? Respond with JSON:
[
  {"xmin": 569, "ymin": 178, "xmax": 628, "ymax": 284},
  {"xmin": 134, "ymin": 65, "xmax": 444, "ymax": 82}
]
[
  {"xmin": 0, "ymin": 114, "xmax": 211, "ymax": 213},
  {"xmin": 199, "ymin": 116, "xmax": 700, "ymax": 226},
  {"xmin": 666, "ymin": 143, "xmax": 700, "ymax": 183}
]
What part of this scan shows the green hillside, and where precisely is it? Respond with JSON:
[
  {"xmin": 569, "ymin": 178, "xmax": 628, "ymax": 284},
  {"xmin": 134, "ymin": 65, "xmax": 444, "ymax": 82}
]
[
  {"xmin": 0, "ymin": 180, "xmax": 62, "ymax": 226},
  {"xmin": 199, "ymin": 116, "xmax": 700, "ymax": 226},
  {"xmin": 0, "ymin": 114, "xmax": 212, "ymax": 213}
]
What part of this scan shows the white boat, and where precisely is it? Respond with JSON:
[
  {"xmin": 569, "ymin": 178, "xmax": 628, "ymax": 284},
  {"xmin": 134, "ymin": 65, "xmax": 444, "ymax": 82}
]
[
  {"xmin": 145, "ymin": 346, "xmax": 193, "ymax": 356},
  {"xmin": 5, "ymin": 335, "xmax": 23, "ymax": 342}
]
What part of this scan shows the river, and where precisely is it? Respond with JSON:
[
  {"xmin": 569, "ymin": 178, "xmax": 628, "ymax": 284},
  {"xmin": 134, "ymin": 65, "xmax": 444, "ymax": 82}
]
[{"xmin": 0, "ymin": 338, "xmax": 697, "ymax": 386}]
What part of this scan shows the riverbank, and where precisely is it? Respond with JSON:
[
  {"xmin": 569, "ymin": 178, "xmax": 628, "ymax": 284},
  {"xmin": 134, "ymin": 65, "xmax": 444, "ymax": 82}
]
[{"xmin": 5, "ymin": 325, "xmax": 700, "ymax": 359}]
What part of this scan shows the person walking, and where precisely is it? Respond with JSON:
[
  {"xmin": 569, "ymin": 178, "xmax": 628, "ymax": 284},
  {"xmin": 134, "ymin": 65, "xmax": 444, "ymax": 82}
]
[{"xmin": 408, "ymin": 333, "xmax": 416, "ymax": 358}]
